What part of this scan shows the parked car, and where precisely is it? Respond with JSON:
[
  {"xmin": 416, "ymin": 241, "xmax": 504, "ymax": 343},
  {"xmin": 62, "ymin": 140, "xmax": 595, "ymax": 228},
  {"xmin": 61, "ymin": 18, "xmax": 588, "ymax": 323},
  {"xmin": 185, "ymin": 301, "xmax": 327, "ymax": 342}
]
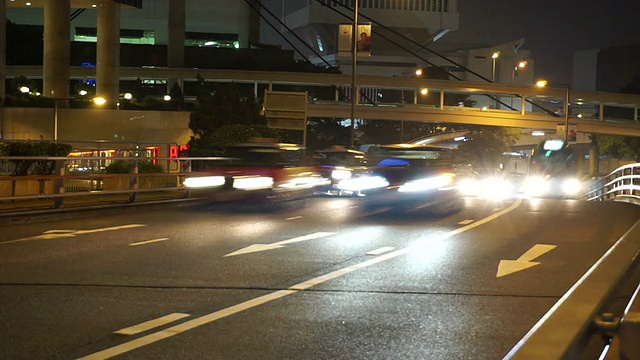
[
  {"xmin": 183, "ymin": 142, "xmax": 328, "ymax": 207},
  {"xmin": 333, "ymin": 144, "xmax": 466, "ymax": 215}
]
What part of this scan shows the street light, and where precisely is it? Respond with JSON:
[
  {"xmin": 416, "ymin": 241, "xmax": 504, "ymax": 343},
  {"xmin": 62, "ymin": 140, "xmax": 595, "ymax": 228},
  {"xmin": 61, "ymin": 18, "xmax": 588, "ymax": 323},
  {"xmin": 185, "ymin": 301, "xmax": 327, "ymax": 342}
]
[
  {"xmin": 511, "ymin": 61, "xmax": 528, "ymax": 84},
  {"xmin": 93, "ymin": 96, "xmax": 107, "ymax": 106},
  {"xmin": 19, "ymin": 86, "xmax": 30, "ymax": 94},
  {"xmin": 491, "ymin": 52, "xmax": 500, "ymax": 82},
  {"xmin": 349, "ymin": 0, "xmax": 360, "ymax": 147},
  {"xmin": 536, "ymin": 79, "xmax": 571, "ymax": 142}
]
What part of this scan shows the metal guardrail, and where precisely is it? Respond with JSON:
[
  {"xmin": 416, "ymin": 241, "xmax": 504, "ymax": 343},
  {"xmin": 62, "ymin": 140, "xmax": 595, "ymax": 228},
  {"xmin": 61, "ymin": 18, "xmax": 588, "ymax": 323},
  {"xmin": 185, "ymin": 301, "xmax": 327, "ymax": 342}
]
[
  {"xmin": 0, "ymin": 156, "xmax": 228, "ymax": 210},
  {"xmin": 506, "ymin": 163, "xmax": 640, "ymax": 359},
  {"xmin": 583, "ymin": 163, "xmax": 640, "ymax": 204}
]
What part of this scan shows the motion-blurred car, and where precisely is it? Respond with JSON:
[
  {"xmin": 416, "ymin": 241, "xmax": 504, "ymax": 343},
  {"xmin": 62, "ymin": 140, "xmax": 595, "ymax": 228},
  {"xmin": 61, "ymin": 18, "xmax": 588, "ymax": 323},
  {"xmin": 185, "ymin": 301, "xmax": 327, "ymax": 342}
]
[
  {"xmin": 312, "ymin": 147, "xmax": 367, "ymax": 196},
  {"xmin": 333, "ymin": 144, "xmax": 466, "ymax": 215},
  {"xmin": 183, "ymin": 142, "xmax": 328, "ymax": 207}
]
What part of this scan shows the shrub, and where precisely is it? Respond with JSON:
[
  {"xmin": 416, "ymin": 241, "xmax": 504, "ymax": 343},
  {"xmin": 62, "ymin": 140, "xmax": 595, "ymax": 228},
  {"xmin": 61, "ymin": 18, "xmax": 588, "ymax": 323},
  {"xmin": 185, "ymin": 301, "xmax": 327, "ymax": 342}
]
[
  {"xmin": 2, "ymin": 141, "xmax": 72, "ymax": 175},
  {"xmin": 105, "ymin": 160, "xmax": 163, "ymax": 174}
]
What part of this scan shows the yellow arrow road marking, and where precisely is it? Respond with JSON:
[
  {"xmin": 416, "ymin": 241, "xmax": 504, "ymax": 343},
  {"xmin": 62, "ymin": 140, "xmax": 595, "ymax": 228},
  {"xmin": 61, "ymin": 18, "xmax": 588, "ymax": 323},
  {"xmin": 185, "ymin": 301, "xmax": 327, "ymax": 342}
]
[{"xmin": 497, "ymin": 244, "xmax": 557, "ymax": 278}]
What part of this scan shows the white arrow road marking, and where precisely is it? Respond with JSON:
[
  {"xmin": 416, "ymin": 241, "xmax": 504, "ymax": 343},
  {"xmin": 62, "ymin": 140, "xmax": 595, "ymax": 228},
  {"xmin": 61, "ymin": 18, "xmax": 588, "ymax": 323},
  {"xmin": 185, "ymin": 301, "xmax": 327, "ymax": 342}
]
[
  {"xmin": 1, "ymin": 224, "xmax": 147, "ymax": 245},
  {"xmin": 78, "ymin": 199, "xmax": 523, "ymax": 360},
  {"xmin": 114, "ymin": 313, "xmax": 190, "ymax": 335},
  {"xmin": 129, "ymin": 238, "xmax": 169, "ymax": 247},
  {"xmin": 223, "ymin": 232, "xmax": 336, "ymax": 257},
  {"xmin": 496, "ymin": 244, "xmax": 557, "ymax": 278},
  {"xmin": 366, "ymin": 246, "xmax": 395, "ymax": 256}
]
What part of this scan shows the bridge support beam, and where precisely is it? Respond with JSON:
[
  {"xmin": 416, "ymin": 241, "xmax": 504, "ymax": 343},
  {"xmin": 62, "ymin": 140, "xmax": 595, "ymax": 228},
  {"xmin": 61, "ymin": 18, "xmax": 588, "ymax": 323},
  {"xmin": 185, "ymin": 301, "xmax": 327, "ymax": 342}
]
[
  {"xmin": 97, "ymin": 1, "xmax": 121, "ymax": 109},
  {"xmin": 43, "ymin": 0, "xmax": 70, "ymax": 100},
  {"xmin": 0, "ymin": 0, "xmax": 5, "ymax": 104},
  {"xmin": 167, "ymin": 0, "xmax": 185, "ymax": 94}
]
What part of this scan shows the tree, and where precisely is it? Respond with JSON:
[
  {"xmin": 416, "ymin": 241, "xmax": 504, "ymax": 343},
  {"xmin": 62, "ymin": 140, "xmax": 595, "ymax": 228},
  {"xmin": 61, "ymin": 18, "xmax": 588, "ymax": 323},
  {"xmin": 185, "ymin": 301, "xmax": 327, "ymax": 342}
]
[
  {"xmin": 169, "ymin": 82, "xmax": 185, "ymax": 110},
  {"xmin": 455, "ymin": 126, "xmax": 520, "ymax": 174},
  {"xmin": 597, "ymin": 134, "xmax": 640, "ymax": 162},
  {"xmin": 306, "ymin": 118, "xmax": 350, "ymax": 150},
  {"xmin": 595, "ymin": 75, "xmax": 640, "ymax": 163},
  {"xmin": 187, "ymin": 75, "xmax": 270, "ymax": 155}
]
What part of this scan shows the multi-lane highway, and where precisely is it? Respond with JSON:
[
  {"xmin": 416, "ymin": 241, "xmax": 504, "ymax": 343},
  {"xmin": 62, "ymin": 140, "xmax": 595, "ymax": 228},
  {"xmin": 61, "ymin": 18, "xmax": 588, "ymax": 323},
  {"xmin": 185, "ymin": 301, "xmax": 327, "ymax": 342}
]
[{"xmin": 1, "ymin": 197, "xmax": 639, "ymax": 359}]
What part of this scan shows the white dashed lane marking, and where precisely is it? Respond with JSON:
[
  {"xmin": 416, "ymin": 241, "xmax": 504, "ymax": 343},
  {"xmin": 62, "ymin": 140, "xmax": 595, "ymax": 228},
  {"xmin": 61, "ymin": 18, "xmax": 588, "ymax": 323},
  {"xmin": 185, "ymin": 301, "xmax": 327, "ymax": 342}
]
[{"xmin": 366, "ymin": 247, "xmax": 395, "ymax": 255}]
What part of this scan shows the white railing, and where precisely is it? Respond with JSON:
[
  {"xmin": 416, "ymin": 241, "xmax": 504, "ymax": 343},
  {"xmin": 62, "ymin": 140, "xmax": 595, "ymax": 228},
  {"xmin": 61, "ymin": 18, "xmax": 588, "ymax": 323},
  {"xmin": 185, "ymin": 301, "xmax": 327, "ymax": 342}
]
[
  {"xmin": 506, "ymin": 162, "xmax": 640, "ymax": 359},
  {"xmin": 583, "ymin": 163, "xmax": 640, "ymax": 204}
]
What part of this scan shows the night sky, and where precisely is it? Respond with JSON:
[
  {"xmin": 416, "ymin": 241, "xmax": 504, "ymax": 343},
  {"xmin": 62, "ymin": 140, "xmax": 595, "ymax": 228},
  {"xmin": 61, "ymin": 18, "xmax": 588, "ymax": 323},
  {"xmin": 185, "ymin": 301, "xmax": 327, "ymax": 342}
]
[
  {"xmin": 263, "ymin": 0, "xmax": 640, "ymax": 86},
  {"xmin": 434, "ymin": 0, "xmax": 640, "ymax": 85}
]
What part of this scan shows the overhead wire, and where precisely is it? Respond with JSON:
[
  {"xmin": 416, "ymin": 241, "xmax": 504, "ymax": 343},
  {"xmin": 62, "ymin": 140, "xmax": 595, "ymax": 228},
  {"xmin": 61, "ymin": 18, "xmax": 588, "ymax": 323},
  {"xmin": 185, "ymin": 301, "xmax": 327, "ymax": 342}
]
[
  {"xmin": 316, "ymin": 0, "xmax": 558, "ymax": 116},
  {"xmin": 249, "ymin": 0, "xmax": 376, "ymax": 104},
  {"xmin": 242, "ymin": 0, "xmax": 317, "ymax": 65}
]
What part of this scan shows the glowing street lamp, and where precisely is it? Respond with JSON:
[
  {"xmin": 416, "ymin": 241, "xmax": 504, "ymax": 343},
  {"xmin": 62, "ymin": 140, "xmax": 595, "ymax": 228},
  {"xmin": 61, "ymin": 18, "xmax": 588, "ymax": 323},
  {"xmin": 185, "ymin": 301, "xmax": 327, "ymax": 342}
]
[
  {"xmin": 491, "ymin": 52, "xmax": 500, "ymax": 83},
  {"xmin": 79, "ymin": 90, "xmax": 88, "ymax": 96},
  {"xmin": 415, "ymin": 68, "xmax": 423, "ymax": 77},
  {"xmin": 536, "ymin": 79, "xmax": 570, "ymax": 142},
  {"xmin": 163, "ymin": 94, "xmax": 172, "ymax": 101},
  {"xmin": 123, "ymin": 93, "xmax": 133, "ymax": 100},
  {"xmin": 19, "ymin": 86, "xmax": 30, "ymax": 94},
  {"xmin": 419, "ymin": 88, "xmax": 429, "ymax": 96},
  {"xmin": 93, "ymin": 96, "xmax": 107, "ymax": 106}
]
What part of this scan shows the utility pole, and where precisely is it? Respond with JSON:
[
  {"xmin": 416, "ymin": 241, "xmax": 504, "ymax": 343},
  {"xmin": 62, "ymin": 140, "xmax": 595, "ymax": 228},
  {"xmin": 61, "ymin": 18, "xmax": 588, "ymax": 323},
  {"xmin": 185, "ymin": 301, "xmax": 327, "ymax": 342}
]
[{"xmin": 349, "ymin": 0, "xmax": 359, "ymax": 147}]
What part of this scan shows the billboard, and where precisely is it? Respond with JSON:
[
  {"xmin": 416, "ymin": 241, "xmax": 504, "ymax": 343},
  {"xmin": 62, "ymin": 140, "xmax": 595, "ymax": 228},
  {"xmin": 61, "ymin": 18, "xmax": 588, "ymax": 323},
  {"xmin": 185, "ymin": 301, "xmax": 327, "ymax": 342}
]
[{"xmin": 338, "ymin": 23, "xmax": 372, "ymax": 57}]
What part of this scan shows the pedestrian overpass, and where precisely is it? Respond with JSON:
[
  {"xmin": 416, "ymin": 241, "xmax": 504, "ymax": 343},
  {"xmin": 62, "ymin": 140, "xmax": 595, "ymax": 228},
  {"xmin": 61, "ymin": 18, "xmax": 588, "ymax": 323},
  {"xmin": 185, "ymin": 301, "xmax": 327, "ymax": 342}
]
[{"xmin": 8, "ymin": 66, "xmax": 640, "ymax": 137}]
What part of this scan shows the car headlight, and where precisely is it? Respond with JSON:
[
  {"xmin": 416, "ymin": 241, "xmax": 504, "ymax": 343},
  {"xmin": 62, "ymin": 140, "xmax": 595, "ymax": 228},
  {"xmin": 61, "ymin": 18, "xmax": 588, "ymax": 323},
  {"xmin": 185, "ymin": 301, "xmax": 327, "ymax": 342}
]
[
  {"xmin": 233, "ymin": 176, "xmax": 274, "ymax": 190},
  {"xmin": 562, "ymin": 178, "xmax": 582, "ymax": 195},
  {"xmin": 474, "ymin": 177, "xmax": 517, "ymax": 200},
  {"xmin": 336, "ymin": 176, "xmax": 389, "ymax": 191},
  {"xmin": 398, "ymin": 174, "xmax": 454, "ymax": 193},
  {"xmin": 457, "ymin": 178, "xmax": 479, "ymax": 196},
  {"xmin": 522, "ymin": 176, "xmax": 550, "ymax": 197},
  {"xmin": 331, "ymin": 169, "xmax": 352, "ymax": 180},
  {"xmin": 183, "ymin": 176, "xmax": 225, "ymax": 188},
  {"xmin": 279, "ymin": 176, "xmax": 330, "ymax": 189}
]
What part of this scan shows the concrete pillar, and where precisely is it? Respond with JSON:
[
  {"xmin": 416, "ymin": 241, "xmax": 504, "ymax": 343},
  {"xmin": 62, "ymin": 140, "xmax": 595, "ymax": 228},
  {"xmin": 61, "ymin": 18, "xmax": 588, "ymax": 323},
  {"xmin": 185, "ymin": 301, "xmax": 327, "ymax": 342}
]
[
  {"xmin": 44, "ymin": 0, "xmax": 71, "ymax": 100},
  {"xmin": 167, "ymin": 0, "xmax": 185, "ymax": 93},
  {"xmin": 97, "ymin": 1, "xmax": 121, "ymax": 109},
  {"xmin": 0, "ymin": 0, "xmax": 6, "ymax": 104}
]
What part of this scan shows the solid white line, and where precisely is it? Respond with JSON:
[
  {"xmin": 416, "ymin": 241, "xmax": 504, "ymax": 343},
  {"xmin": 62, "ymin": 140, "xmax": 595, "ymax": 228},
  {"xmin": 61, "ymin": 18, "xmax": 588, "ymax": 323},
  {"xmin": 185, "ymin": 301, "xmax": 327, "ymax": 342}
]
[
  {"xmin": 77, "ymin": 199, "xmax": 523, "ymax": 360},
  {"xmin": 366, "ymin": 246, "xmax": 395, "ymax": 255},
  {"xmin": 129, "ymin": 238, "xmax": 169, "ymax": 247},
  {"xmin": 458, "ymin": 220, "xmax": 475, "ymax": 225},
  {"xmin": 77, "ymin": 291, "xmax": 296, "ymax": 360},
  {"xmin": 286, "ymin": 216, "xmax": 303, "ymax": 221},
  {"xmin": 114, "ymin": 313, "xmax": 190, "ymax": 335}
]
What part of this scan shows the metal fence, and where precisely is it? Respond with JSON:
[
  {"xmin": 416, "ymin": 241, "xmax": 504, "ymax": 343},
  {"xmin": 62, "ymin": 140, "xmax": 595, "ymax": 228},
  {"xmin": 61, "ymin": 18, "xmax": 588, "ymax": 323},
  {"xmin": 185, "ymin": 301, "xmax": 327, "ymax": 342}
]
[
  {"xmin": 583, "ymin": 163, "xmax": 640, "ymax": 204},
  {"xmin": 0, "ymin": 155, "xmax": 208, "ymax": 208},
  {"xmin": 506, "ymin": 163, "xmax": 640, "ymax": 359}
]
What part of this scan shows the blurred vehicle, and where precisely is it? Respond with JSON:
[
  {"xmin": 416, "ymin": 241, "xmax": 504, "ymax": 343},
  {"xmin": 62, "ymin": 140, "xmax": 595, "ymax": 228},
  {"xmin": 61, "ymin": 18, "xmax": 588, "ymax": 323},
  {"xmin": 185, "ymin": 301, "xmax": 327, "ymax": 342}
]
[
  {"xmin": 521, "ymin": 139, "xmax": 585, "ymax": 199},
  {"xmin": 183, "ymin": 142, "xmax": 328, "ymax": 207},
  {"xmin": 312, "ymin": 147, "xmax": 367, "ymax": 196},
  {"xmin": 333, "ymin": 144, "xmax": 466, "ymax": 215}
]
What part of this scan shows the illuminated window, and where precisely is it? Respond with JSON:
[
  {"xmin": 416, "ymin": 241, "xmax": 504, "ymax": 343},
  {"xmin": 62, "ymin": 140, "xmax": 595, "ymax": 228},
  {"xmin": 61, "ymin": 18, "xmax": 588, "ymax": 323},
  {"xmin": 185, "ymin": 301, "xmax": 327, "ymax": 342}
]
[
  {"xmin": 185, "ymin": 32, "xmax": 239, "ymax": 48},
  {"xmin": 74, "ymin": 27, "xmax": 155, "ymax": 44}
]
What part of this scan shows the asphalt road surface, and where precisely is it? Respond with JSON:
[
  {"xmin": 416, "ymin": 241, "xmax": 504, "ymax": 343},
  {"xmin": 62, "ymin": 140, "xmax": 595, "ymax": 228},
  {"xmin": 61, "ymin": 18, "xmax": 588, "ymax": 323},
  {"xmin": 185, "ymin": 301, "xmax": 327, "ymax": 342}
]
[{"xmin": 1, "ymin": 197, "xmax": 639, "ymax": 360}]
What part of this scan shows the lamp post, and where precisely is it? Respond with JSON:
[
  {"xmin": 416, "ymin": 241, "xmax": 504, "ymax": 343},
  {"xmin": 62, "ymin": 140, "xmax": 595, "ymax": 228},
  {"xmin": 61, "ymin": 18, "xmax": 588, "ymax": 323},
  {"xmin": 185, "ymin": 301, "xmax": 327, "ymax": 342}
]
[
  {"xmin": 510, "ymin": 61, "xmax": 528, "ymax": 108},
  {"xmin": 491, "ymin": 52, "xmax": 500, "ymax": 82},
  {"xmin": 536, "ymin": 80, "xmax": 571, "ymax": 142},
  {"xmin": 349, "ymin": 0, "xmax": 359, "ymax": 147},
  {"xmin": 511, "ymin": 61, "xmax": 528, "ymax": 84}
]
